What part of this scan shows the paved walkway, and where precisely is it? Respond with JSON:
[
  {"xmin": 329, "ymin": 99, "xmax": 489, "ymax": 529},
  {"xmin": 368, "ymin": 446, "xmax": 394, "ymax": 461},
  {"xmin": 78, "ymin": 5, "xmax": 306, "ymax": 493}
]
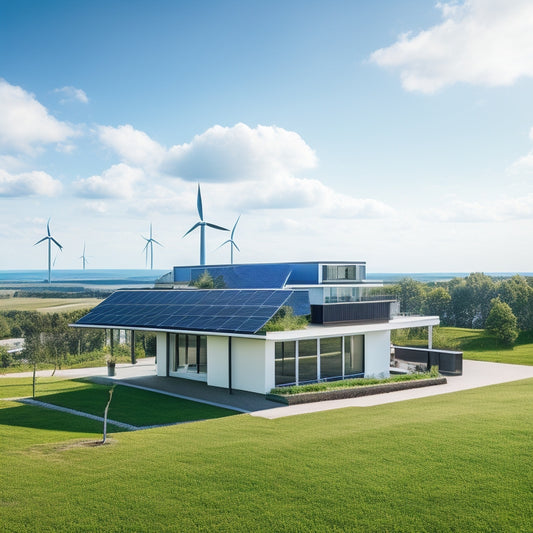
[{"xmin": 3, "ymin": 358, "xmax": 533, "ymax": 419}]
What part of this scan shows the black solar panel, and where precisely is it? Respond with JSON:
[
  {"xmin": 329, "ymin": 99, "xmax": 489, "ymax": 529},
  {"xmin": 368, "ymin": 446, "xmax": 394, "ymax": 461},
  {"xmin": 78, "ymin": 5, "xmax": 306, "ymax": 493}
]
[{"xmin": 75, "ymin": 289, "xmax": 298, "ymax": 334}]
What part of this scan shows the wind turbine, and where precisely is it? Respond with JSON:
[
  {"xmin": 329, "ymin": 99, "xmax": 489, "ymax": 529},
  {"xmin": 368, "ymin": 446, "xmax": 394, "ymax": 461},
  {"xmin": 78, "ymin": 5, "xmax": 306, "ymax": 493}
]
[
  {"xmin": 142, "ymin": 223, "xmax": 163, "ymax": 270},
  {"xmin": 34, "ymin": 219, "xmax": 63, "ymax": 284},
  {"xmin": 183, "ymin": 184, "xmax": 229, "ymax": 265},
  {"xmin": 218, "ymin": 215, "xmax": 241, "ymax": 264},
  {"xmin": 79, "ymin": 242, "xmax": 89, "ymax": 270}
]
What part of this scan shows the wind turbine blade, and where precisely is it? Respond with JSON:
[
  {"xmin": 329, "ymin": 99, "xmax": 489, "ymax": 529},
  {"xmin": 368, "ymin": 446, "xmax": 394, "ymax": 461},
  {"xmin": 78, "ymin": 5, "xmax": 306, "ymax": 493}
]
[
  {"xmin": 34, "ymin": 237, "xmax": 48, "ymax": 246},
  {"xmin": 217, "ymin": 239, "xmax": 231, "ymax": 249},
  {"xmin": 197, "ymin": 184, "xmax": 204, "ymax": 221},
  {"xmin": 231, "ymin": 215, "xmax": 241, "ymax": 239},
  {"xmin": 143, "ymin": 242, "xmax": 149, "ymax": 252},
  {"xmin": 153, "ymin": 239, "xmax": 163, "ymax": 247},
  {"xmin": 205, "ymin": 222, "xmax": 229, "ymax": 231},
  {"xmin": 233, "ymin": 242, "xmax": 240, "ymax": 252},
  {"xmin": 47, "ymin": 219, "xmax": 51, "ymax": 236},
  {"xmin": 51, "ymin": 238, "xmax": 63, "ymax": 250},
  {"xmin": 183, "ymin": 222, "xmax": 201, "ymax": 237}
]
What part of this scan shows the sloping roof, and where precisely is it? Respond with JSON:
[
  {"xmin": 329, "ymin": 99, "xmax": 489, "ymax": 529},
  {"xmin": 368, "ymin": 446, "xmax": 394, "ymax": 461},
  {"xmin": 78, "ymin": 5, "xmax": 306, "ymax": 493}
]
[{"xmin": 74, "ymin": 289, "xmax": 300, "ymax": 334}]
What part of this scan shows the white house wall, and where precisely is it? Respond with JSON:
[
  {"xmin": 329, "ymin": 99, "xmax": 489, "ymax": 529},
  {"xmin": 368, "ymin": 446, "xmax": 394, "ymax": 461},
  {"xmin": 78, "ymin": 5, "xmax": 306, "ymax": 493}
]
[
  {"xmin": 207, "ymin": 336, "xmax": 229, "ymax": 388},
  {"xmin": 232, "ymin": 337, "xmax": 267, "ymax": 394},
  {"xmin": 364, "ymin": 330, "xmax": 390, "ymax": 378},
  {"xmin": 156, "ymin": 332, "xmax": 167, "ymax": 376}
]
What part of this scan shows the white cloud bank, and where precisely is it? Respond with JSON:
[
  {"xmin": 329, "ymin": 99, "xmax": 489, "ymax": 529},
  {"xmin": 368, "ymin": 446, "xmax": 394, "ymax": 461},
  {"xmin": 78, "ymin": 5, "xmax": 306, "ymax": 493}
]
[
  {"xmin": 74, "ymin": 163, "xmax": 144, "ymax": 199},
  {"xmin": 370, "ymin": 0, "xmax": 533, "ymax": 93},
  {"xmin": 94, "ymin": 122, "xmax": 392, "ymax": 218},
  {"xmin": 0, "ymin": 169, "xmax": 62, "ymax": 197},
  {"xmin": 0, "ymin": 79, "xmax": 75, "ymax": 153}
]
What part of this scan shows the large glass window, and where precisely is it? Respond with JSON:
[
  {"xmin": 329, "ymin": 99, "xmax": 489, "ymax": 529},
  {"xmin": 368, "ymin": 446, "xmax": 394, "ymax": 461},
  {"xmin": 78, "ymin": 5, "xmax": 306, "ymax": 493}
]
[
  {"xmin": 172, "ymin": 334, "xmax": 207, "ymax": 375},
  {"xmin": 322, "ymin": 265, "xmax": 359, "ymax": 282},
  {"xmin": 345, "ymin": 335, "xmax": 364, "ymax": 376},
  {"xmin": 275, "ymin": 341, "xmax": 296, "ymax": 386},
  {"xmin": 320, "ymin": 337, "xmax": 342, "ymax": 380},
  {"xmin": 299, "ymin": 339, "xmax": 318, "ymax": 383}
]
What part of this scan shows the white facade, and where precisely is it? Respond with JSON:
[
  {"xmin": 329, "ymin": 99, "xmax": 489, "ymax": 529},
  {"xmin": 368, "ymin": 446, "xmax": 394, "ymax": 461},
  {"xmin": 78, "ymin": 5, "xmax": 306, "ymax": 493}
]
[{"xmin": 153, "ymin": 315, "xmax": 439, "ymax": 394}]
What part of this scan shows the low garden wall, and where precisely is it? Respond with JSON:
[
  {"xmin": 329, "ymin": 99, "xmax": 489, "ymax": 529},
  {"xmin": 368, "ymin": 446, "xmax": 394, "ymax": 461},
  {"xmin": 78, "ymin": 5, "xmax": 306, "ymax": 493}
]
[{"xmin": 266, "ymin": 377, "xmax": 447, "ymax": 405}]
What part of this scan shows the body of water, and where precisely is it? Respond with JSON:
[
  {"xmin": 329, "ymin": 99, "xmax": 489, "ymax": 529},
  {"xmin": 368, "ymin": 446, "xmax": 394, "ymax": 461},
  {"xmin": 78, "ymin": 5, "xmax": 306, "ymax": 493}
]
[{"xmin": 0, "ymin": 269, "xmax": 530, "ymax": 287}]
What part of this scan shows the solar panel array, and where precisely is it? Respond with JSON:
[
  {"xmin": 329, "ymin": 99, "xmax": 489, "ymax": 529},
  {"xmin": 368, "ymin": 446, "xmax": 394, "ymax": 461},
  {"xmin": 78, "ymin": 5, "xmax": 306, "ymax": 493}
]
[
  {"xmin": 75, "ymin": 289, "xmax": 297, "ymax": 334},
  {"xmin": 187, "ymin": 264, "xmax": 292, "ymax": 289}
]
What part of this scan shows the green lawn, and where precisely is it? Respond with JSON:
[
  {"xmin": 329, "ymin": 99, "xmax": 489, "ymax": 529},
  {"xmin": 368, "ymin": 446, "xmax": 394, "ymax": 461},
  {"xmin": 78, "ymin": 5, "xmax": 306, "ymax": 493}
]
[
  {"xmin": 0, "ymin": 377, "xmax": 237, "ymax": 426},
  {"xmin": 394, "ymin": 327, "xmax": 533, "ymax": 366},
  {"xmin": 1, "ymin": 377, "xmax": 532, "ymax": 532}
]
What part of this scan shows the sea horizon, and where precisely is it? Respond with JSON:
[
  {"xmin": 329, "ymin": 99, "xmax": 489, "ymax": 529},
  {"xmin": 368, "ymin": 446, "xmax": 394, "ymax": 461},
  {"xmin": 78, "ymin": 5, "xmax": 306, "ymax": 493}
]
[{"xmin": 0, "ymin": 268, "xmax": 531, "ymax": 285}]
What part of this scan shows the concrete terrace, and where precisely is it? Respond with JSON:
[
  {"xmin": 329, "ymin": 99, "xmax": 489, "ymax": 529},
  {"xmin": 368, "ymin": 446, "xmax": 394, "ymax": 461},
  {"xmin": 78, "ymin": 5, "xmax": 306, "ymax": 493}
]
[{"xmin": 3, "ymin": 357, "xmax": 533, "ymax": 419}]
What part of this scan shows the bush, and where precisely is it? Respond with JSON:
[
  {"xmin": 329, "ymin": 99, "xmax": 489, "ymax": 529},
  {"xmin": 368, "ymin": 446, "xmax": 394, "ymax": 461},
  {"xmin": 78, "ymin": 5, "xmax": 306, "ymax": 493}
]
[{"xmin": 485, "ymin": 298, "xmax": 518, "ymax": 346}]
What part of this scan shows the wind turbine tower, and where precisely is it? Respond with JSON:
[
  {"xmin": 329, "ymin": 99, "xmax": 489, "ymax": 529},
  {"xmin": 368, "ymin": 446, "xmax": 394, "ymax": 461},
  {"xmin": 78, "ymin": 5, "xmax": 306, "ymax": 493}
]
[
  {"xmin": 142, "ymin": 223, "xmax": 163, "ymax": 270},
  {"xmin": 80, "ymin": 243, "xmax": 89, "ymax": 270},
  {"xmin": 34, "ymin": 219, "xmax": 63, "ymax": 284},
  {"xmin": 219, "ymin": 215, "xmax": 241, "ymax": 264},
  {"xmin": 183, "ymin": 184, "xmax": 229, "ymax": 265}
]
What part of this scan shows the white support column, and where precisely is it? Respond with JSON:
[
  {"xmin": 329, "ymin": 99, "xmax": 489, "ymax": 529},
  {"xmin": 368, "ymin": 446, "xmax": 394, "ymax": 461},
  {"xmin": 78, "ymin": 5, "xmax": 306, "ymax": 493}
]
[
  {"xmin": 342, "ymin": 336, "xmax": 345, "ymax": 379},
  {"xmin": 428, "ymin": 325, "xmax": 433, "ymax": 349},
  {"xmin": 295, "ymin": 340, "xmax": 299, "ymax": 385},
  {"xmin": 317, "ymin": 338, "xmax": 321, "ymax": 381}
]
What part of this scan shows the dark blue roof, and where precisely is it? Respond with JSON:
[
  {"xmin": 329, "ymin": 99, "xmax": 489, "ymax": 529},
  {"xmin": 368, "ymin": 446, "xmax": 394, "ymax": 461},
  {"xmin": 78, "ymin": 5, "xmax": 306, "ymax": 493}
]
[{"xmin": 75, "ymin": 289, "xmax": 303, "ymax": 334}]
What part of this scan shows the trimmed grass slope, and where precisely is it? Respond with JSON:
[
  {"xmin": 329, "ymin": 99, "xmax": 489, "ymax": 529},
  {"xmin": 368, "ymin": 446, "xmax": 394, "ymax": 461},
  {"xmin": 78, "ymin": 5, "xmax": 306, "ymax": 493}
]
[{"xmin": 1, "ymin": 377, "xmax": 532, "ymax": 532}]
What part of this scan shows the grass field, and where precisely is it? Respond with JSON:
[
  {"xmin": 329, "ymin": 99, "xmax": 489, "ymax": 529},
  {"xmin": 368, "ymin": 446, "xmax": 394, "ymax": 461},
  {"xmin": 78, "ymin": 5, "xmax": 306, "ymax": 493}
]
[
  {"xmin": 0, "ymin": 296, "xmax": 102, "ymax": 312},
  {"xmin": 1, "ymin": 376, "xmax": 532, "ymax": 532},
  {"xmin": 0, "ymin": 377, "xmax": 236, "ymax": 426},
  {"xmin": 394, "ymin": 326, "xmax": 533, "ymax": 366}
]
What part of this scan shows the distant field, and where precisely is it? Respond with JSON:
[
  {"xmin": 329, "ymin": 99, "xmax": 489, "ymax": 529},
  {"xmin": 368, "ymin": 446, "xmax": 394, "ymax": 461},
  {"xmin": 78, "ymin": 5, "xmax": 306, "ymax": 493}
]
[{"xmin": 0, "ymin": 297, "xmax": 102, "ymax": 312}]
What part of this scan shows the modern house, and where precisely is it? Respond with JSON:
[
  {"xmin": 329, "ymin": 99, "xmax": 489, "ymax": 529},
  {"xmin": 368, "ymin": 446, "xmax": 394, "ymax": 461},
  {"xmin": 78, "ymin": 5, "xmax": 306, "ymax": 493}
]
[{"xmin": 74, "ymin": 261, "xmax": 440, "ymax": 394}]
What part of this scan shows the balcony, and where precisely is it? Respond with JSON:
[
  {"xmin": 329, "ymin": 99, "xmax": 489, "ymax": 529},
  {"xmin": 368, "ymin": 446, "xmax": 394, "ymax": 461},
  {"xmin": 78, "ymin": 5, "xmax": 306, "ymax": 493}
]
[{"xmin": 310, "ymin": 300, "xmax": 398, "ymax": 325}]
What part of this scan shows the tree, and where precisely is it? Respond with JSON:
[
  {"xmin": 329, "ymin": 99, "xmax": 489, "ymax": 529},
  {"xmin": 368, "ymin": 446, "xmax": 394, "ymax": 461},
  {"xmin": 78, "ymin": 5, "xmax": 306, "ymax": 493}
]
[
  {"xmin": 0, "ymin": 346, "xmax": 12, "ymax": 368},
  {"xmin": 498, "ymin": 275, "xmax": 533, "ymax": 331},
  {"xmin": 423, "ymin": 287, "xmax": 452, "ymax": 323},
  {"xmin": 485, "ymin": 298, "xmax": 518, "ymax": 346},
  {"xmin": 391, "ymin": 278, "xmax": 426, "ymax": 315}
]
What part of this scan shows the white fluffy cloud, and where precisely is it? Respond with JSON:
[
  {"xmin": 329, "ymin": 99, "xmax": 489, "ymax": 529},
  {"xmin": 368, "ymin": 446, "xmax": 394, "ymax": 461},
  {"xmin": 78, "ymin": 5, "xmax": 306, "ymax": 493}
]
[
  {"xmin": 370, "ymin": 0, "xmax": 533, "ymax": 93},
  {"xmin": 508, "ymin": 126, "xmax": 533, "ymax": 174},
  {"xmin": 0, "ymin": 79, "xmax": 75, "ymax": 153},
  {"xmin": 74, "ymin": 163, "xmax": 144, "ymax": 199},
  {"xmin": 421, "ymin": 194, "xmax": 533, "ymax": 222},
  {"xmin": 53, "ymin": 86, "xmax": 89, "ymax": 104},
  {"xmin": 97, "ymin": 124, "xmax": 166, "ymax": 170},
  {"xmin": 0, "ymin": 169, "xmax": 62, "ymax": 197},
  {"xmin": 93, "ymin": 122, "xmax": 392, "ymax": 218},
  {"xmin": 162, "ymin": 123, "xmax": 317, "ymax": 181}
]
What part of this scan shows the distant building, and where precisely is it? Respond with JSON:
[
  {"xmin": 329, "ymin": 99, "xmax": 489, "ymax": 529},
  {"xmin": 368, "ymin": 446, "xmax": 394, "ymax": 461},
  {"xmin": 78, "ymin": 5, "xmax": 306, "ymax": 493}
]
[{"xmin": 74, "ymin": 261, "xmax": 439, "ymax": 394}]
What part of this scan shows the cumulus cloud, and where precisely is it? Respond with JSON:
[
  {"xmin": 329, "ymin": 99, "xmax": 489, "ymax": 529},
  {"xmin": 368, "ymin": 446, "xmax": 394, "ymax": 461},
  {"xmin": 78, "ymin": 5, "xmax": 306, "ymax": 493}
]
[
  {"xmin": 225, "ymin": 176, "xmax": 393, "ymax": 218},
  {"xmin": 421, "ymin": 194, "xmax": 533, "ymax": 222},
  {"xmin": 0, "ymin": 169, "xmax": 62, "ymax": 197},
  {"xmin": 74, "ymin": 163, "xmax": 144, "ymax": 199},
  {"xmin": 97, "ymin": 124, "xmax": 166, "ymax": 170},
  {"xmin": 0, "ymin": 79, "xmax": 75, "ymax": 153},
  {"xmin": 162, "ymin": 123, "xmax": 317, "ymax": 181},
  {"xmin": 93, "ymin": 122, "xmax": 392, "ymax": 219},
  {"xmin": 508, "ymin": 126, "xmax": 533, "ymax": 174},
  {"xmin": 53, "ymin": 86, "xmax": 89, "ymax": 104},
  {"xmin": 369, "ymin": 0, "xmax": 533, "ymax": 93}
]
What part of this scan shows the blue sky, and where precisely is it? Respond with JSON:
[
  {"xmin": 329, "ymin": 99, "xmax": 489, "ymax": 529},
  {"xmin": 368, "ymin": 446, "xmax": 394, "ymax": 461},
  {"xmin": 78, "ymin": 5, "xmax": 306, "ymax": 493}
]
[{"xmin": 1, "ymin": 0, "xmax": 533, "ymax": 273}]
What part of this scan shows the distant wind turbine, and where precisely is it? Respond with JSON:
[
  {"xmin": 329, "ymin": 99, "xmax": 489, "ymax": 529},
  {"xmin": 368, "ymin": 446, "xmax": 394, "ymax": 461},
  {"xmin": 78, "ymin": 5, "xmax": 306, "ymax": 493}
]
[
  {"xmin": 218, "ymin": 215, "xmax": 241, "ymax": 264},
  {"xmin": 34, "ymin": 219, "xmax": 63, "ymax": 284},
  {"xmin": 183, "ymin": 184, "xmax": 229, "ymax": 266},
  {"xmin": 79, "ymin": 242, "xmax": 89, "ymax": 270},
  {"xmin": 142, "ymin": 223, "xmax": 163, "ymax": 270}
]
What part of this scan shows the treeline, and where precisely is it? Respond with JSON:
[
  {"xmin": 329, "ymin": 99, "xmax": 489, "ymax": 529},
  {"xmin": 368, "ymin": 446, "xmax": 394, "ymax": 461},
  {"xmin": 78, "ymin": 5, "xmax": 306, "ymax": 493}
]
[
  {"xmin": 0, "ymin": 308, "xmax": 156, "ymax": 369},
  {"xmin": 383, "ymin": 273, "xmax": 533, "ymax": 344}
]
